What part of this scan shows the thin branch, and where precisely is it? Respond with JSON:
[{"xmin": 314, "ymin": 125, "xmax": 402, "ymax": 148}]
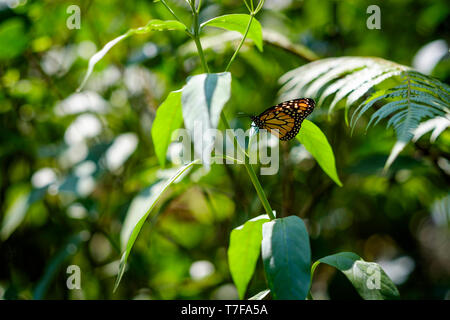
[
  {"xmin": 159, "ymin": 0, "xmax": 194, "ymax": 38},
  {"xmin": 160, "ymin": 0, "xmax": 184, "ymax": 24},
  {"xmin": 225, "ymin": 14, "xmax": 254, "ymax": 72},
  {"xmin": 189, "ymin": 0, "xmax": 210, "ymax": 72}
]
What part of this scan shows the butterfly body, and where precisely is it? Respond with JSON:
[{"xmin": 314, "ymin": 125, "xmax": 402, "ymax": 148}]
[{"xmin": 251, "ymin": 98, "xmax": 315, "ymax": 141}]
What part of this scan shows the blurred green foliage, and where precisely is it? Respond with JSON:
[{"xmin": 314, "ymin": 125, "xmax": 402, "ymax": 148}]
[{"xmin": 0, "ymin": 0, "xmax": 449, "ymax": 300}]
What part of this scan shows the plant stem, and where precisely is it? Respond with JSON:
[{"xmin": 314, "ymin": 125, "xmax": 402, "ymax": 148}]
[
  {"xmin": 222, "ymin": 2, "xmax": 275, "ymax": 218},
  {"xmin": 160, "ymin": 0, "xmax": 184, "ymax": 25},
  {"xmin": 185, "ymin": 0, "xmax": 273, "ymax": 219},
  {"xmin": 193, "ymin": 36, "xmax": 209, "ymax": 73},
  {"xmin": 196, "ymin": 0, "xmax": 202, "ymax": 13},
  {"xmin": 244, "ymin": 162, "xmax": 275, "ymax": 219},
  {"xmin": 225, "ymin": 14, "xmax": 254, "ymax": 72},
  {"xmin": 159, "ymin": 0, "xmax": 194, "ymax": 40},
  {"xmin": 190, "ymin": 0, "xmax": 210, "ymax": 73},
  {"xmin": 220, "ymin": 113, "xmax": 275, "ymax": 220}
]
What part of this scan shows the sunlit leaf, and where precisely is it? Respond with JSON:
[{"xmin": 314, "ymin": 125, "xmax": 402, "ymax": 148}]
[
  {"xmin": 279, "ymin": 57, "xmax": 407, "ymax": 112},
  {"xmin": 152, "ymin": 90, "xmax": 183, "ymax": 167},
  {"xmin": 297, "ymin": 120, "xmax": 342, "ymax": 186},
  {"xmin": 114, "ymin": 160, "xmax": 200, "ymax": 292},
  {"xmin": 311, "ymin": 252, "xmax": 400, "ymax": 300},
  {"xmin": 201, "ymin": 14, "xmax": 263, "ymax": 51},
  {"xmin": 181, "ymin": 72, "xmax": 231, "ymax": 168},
  {"xmin": 412, "ymin": 116, "xmax": 450, "ymax": 143},
  {"xmin": 248, "ymin": 289, "xmax": 271, "ymax": 300},
  {"xmin": 228, "ymin": 215, "xmax": 270, "ymax": 299},
  {"xmin": 77, "ymin": 20, "xmax": 187, "ymax": 91}
]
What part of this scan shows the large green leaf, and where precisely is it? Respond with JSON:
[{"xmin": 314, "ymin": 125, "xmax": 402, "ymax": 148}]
[
  {"xmin": 297, "ymin": 120, "xmax": 342, "ymax": 186},
  {"xmin": 151, "ymin": 90, "xmax": 183, "ymax": 167},
  {"xmin": 311, "ymin": 252, "xmax": 400, "ymax": 300},
  {"xmin": 181, "ymin": 72, "xmax": 231, "ymax": 167},
  {"xmin": 201, "ymin": 14, "xmax": 263, "ymax": 51},
  {"xmin": 228, "ymin": 215, "xmax": 270, "ymax": 299},
  {"xmin": 261, "ymin": 216, "xmax": 311, "ymax": 300},
  {"xmin": 78, "ymin": 19, "xmax": 187, "ymax": 91},
  {"xmin": 114, "ymin": 160, "xmax": 200, "ymax": 292}
]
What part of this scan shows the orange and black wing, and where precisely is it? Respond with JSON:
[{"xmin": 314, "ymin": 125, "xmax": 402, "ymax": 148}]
[{"xmin": 256, "ymin": 98, "xmax": 315, "ymax": 141}]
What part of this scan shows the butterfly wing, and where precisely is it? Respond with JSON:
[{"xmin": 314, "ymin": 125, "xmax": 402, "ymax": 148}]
[{"xmin": 256, "ymin": 98, "xmax": 315, "ymax": 140}]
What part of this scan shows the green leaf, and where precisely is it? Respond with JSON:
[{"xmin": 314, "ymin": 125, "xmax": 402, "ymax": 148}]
[
  {"xmin": 311, "ymin": 252, "xmax": 400, "ymax": 300},
  {"xmin": 114, "ymin": 160, "xmax": 200, "ymax": 292},
  {"xmin": 261, "ymin": 216, "xmax": 311, "ymax": 300},
  {"xmin": 297, "ymin": 120, "xmax": 342, "ymax": 186},
  {"xmin": 412, "ymin": 116, "xmax": 450, "ymax": 143},
  {"xmin": 228, "ymin": 215, "xmax": 270, "ymax": 299},
  {"xmin": 201, "ymin": 14, "xmax": 263, "ymax": 51},
  {"xmin": 119, "ymin": 181, "xmax": 163, "ymax": 251},
  {"xmin": 248, "ymin": 289, "xmax": 271, "ymax": 300},
  {"xmin": 77, "ymin": 19, "xmax": 187, "ymax": 91},
  {"xmin": 181, "ymin": 72, "xmax": 231, "ymax": 167},
  {"xmin": 151, "ymin": 90, "xmax": 183, "ymax": 167}
]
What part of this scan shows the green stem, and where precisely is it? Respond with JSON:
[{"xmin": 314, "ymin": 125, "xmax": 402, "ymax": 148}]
[
  {"xmin": 190, "ymin": 0, "xmax": 210, "ymax": 73},
  {"xmin": 193, "ymin": 36, "xmax": 209, "ymax": 73},
  {"xmin": 220, "ymin": 113, "xmax": 275, "ymax": 220},
  {"xmin": 196, "ymin": 0, "xmax": 202, "ymax": 13},
  {"xmin": 160, "ymin": 0, "xmax": 184, "ymax": 25},
  {"xmin": 185, "ymin": 0, "xmax": 272, "ymax": 219},
  {"xmin": 243, "ymin": 0, "xmax": 252, "ymax": 12},
  {"xmin": 245, "ymin": 162, "xmax": 275, "ymax": 220},
  {"xmin": 159, "ymin": 0, "xmax": 194, "ymax": 40},
  {"xmin": 225, "ymin": 14, "xmax": 254, "ymax": 72}
]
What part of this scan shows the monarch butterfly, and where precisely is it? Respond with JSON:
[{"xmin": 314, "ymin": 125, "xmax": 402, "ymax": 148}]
[{"xmin": 250, "ymin": 98, "xmax": 315, "ymax": 141}]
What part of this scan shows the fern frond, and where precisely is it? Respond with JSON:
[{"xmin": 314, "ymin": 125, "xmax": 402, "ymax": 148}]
[
  {"xmin": 357, "ymin": 73, "xmax": 448, "ymax": 169},
  {"xmin": 279, "ymin": 57, "xmax": 450, "ymax": 170},
  {"xmin": 412, "ymin": 116, "xmax": 450, "ymax": 143},
  {"xmin": 279, "ymin": 57, "xmax": 408, "ymax": 112}
]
